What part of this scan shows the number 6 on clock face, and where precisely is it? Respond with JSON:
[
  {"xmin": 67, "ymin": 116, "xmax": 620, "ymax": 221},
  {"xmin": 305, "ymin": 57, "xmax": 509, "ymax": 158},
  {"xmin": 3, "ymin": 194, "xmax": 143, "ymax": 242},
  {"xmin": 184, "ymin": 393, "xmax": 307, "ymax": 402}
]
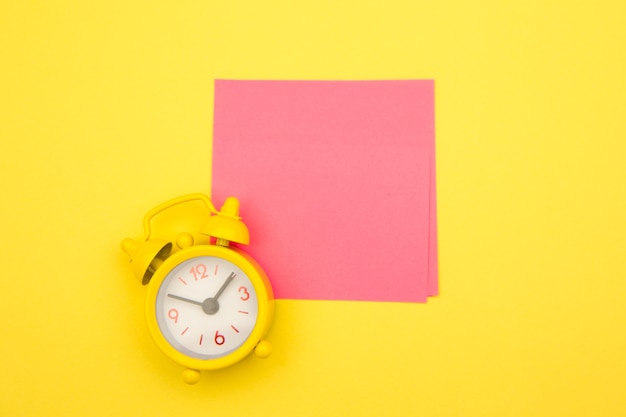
[{"xmin": 155, "ymin": 256, "xmax": 259, "ymax": 359}]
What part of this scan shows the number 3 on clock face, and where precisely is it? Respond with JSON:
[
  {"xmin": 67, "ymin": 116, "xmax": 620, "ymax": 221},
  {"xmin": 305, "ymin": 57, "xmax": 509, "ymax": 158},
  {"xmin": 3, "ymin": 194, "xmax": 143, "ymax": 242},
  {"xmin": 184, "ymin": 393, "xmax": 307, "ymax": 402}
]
[{"xmin": 154, "ymin": 256, "xmax": 259, "ymax": 360}]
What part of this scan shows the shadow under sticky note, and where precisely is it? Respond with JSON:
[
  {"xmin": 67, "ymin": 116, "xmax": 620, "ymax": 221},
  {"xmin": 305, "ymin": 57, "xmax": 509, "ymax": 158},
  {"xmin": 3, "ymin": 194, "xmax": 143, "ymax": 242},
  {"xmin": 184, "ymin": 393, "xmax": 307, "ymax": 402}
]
[{"xmin": 212, "ymin": 80, "xmax": 437, "ymax": 302}]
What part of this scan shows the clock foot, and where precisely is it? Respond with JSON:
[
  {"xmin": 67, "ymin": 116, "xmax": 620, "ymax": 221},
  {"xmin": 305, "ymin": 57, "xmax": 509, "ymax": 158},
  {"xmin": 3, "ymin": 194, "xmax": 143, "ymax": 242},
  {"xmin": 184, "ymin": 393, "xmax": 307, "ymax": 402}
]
[
  {"xmin": 182, "ymin": 368, "xmax": 201, "ymax": 385},
  {"xmin": 254, "ymin": 340, "xmax": 272, "ymax": 358}
]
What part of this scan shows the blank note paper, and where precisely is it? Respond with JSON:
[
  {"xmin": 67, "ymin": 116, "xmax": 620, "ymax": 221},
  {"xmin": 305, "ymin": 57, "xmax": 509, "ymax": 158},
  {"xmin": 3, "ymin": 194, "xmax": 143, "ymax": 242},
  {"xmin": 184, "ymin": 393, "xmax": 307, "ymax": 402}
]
[{"xmin": 212, "ymin": 80, "xmax": 437, "ymax": 302}]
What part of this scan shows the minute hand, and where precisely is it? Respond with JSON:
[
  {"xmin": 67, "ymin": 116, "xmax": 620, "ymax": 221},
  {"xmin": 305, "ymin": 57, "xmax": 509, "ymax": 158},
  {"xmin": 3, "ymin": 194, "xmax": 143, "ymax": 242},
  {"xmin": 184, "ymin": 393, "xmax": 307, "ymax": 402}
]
[
  {"xmin": 213, "ymin": 272, "xmax": 236, "ymax": 300},
  {"xmin": 167, "ymin": 293, "xmax": 203, "ymax": 305}
]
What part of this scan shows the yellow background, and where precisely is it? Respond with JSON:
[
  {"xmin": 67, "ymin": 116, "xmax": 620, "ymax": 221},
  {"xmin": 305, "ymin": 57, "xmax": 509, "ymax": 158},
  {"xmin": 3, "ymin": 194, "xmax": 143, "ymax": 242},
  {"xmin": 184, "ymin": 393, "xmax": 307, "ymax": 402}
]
[{"xmin": 1, "ymin": 1, "xmax": 625, "ymax": 416}]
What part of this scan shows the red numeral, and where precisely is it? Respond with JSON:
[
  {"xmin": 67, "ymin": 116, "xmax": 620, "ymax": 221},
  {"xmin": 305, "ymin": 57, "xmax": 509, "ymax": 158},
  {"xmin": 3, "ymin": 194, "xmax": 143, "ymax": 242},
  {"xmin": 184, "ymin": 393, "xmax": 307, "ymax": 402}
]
[
  {"xmin": 214, "ymin": 331, "xmax": 225, "ymax": 346},
  {"xmin": 238, "ymin": 286, "xmax": 250, "ymax": 301},
  {"xmin": 168, "ymin": 309, "xmax": 179, "ymax": 323},
  {"xmin": 190, "ymin": 264, "xmax": 209, "ymax": 280}
]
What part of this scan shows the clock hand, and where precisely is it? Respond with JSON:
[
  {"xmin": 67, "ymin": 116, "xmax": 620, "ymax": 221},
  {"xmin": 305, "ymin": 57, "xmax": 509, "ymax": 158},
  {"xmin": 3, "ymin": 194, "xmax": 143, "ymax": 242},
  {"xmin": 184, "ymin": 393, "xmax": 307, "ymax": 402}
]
[
  {"xmin": 213, "ymin": 272, "xmax": 236, "ymax": 301},
  {"xmin": 167, "ymin": 294, "xmax": 203, "ymax": 306},
  {"xmin": 197, "ymin": 272, "xmax": 236, "ymax": 316},
  {"xmin": 167, "ymin": 273, "xmax": 237, "ymax": 316}
]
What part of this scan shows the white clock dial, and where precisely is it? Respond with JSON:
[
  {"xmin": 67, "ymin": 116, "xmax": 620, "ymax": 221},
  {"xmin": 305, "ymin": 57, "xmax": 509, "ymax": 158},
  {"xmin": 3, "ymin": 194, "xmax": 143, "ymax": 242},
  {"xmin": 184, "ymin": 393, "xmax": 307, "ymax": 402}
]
[{"xmin": 155, "ymin": 256, "xmax": 259, "ymax": 359}]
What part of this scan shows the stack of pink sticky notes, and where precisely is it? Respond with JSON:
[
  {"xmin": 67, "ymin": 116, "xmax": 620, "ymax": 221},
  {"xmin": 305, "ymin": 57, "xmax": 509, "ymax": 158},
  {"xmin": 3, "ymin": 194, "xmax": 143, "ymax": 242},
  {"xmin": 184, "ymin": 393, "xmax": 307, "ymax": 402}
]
[{"xmin": 212, "ymin": 80, "xmax": 437, "ymax": 303}]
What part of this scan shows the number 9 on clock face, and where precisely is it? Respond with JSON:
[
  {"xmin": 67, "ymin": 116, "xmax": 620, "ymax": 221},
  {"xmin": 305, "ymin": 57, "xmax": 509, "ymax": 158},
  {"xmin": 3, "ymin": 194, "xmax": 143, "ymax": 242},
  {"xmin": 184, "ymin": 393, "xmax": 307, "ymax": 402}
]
[{"xmin": 155, "ymin": 256, "xmax": 259, "ymax": 359}]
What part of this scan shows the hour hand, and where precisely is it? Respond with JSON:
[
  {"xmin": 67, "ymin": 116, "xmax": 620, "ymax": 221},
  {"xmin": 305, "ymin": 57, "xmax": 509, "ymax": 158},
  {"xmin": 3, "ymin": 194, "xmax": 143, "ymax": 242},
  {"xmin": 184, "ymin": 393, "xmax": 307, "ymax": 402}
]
[{"xmin": 213, "ymin": 272, "xmax": 236, "ymax": 301}]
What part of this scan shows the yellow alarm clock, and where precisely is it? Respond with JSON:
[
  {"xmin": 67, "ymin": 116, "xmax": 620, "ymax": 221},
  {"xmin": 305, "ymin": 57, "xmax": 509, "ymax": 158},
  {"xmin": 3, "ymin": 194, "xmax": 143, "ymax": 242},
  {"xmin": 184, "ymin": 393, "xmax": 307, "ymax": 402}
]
[{"xmin": 121, "ymin": 194, "xmax": 274, "ymax": 384}]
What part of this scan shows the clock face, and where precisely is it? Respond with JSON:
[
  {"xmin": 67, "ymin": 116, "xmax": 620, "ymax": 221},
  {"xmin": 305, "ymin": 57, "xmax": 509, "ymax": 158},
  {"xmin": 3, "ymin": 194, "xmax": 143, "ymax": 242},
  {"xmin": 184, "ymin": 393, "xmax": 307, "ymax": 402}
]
[{"xmin": 155, "ymin": 256, "xmax": 259, "ymax": 360}]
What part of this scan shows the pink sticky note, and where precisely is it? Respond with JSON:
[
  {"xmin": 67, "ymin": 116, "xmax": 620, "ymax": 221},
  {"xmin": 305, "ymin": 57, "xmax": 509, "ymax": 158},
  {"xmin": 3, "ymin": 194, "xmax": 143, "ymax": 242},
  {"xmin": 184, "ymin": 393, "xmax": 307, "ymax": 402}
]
[{"xmin": 212, "ymin": 80, "xmax": 436, "ymax": 302}]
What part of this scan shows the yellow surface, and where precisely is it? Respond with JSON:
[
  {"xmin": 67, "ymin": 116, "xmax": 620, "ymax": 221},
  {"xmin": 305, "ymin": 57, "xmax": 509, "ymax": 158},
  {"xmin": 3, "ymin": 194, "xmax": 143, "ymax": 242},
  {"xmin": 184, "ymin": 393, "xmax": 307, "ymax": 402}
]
[{"xmin": 1, "ymin": 1, "xmax": 625, "ymax": 416}]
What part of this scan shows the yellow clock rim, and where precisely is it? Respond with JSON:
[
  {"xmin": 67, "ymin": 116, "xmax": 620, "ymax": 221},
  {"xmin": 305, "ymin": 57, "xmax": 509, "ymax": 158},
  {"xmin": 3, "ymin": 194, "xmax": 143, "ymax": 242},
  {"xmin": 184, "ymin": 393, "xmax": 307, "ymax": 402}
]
[{"xmin": 145, "ymin": 244, "xmax": 274, "ymax": 371}]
